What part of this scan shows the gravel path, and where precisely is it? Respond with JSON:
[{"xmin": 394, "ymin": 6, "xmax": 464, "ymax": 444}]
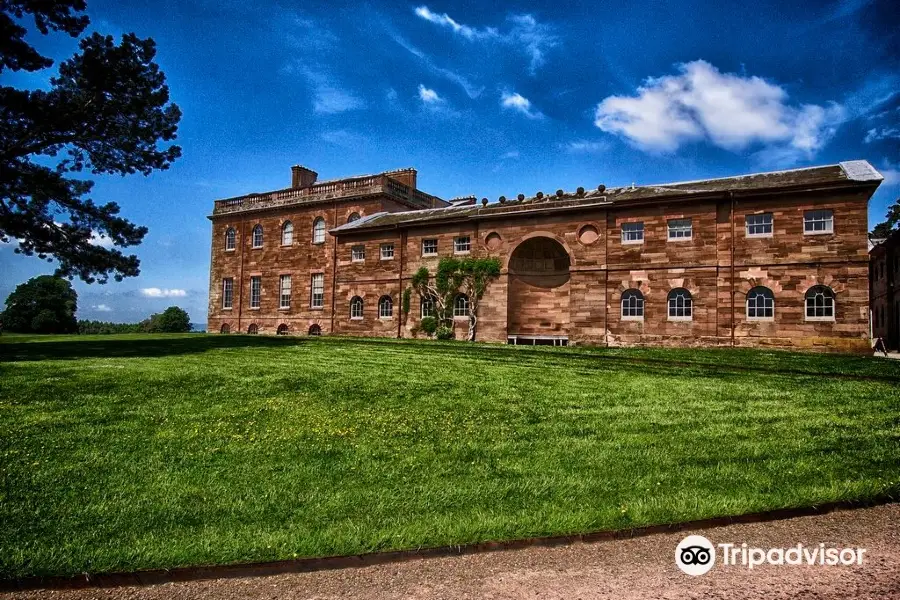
[{"xmin": 4, "ymin": 503, "xmax": 898, "ymax": 599}]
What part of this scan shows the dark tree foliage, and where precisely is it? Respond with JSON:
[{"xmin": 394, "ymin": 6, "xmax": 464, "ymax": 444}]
[
  {"xmin": 141, "ymin": 306, "xmax": 191, "ymax": 333},
  {"xmin": 1, "ymin": 1, "xmax": 182, "ymax": 283},
  {"xmin": 410, "ymin": 257, "xmax": 501, "ymax": 341},
  {"xmin": 1, "ymin": 274, "xmax": 78, "ymax": 333},
  {"xmin": 77, "ymin": 320, "xmax": 142, "ymax": 334},
  {"xmin": 869, "ymin": 198, "xmax": 900, "ymax": 240}
]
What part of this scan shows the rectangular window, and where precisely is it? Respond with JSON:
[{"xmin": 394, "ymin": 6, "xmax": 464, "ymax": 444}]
[
  {"xmin": 804, "ymin": 209, "xmax": 833, "ymax": 234},
  {"xmin": 351, "ymin": 245, "xmax": 365, "ymax": 262},
  {"xmin": 380, "ymin": 243, "xmax": 394, "ymax": 260},
  {"xmin": 422, "ymin": 239, "xmax": 438, "ymax": 256},
  {"xmin": 420, "ymin": 296, "xmax": 435, "ymax": 318},
  {"xmin": 667, "ymin": 218, "xmax": 692, "ymax": 240},
  {"xmin": 310, "ymin": 273, "xmax": 324, "ymax": 309},
  {"xmin": 249, "ymin": 276, "xmax": 261, "ymax": 309},
  {"xmin": 746, "ymin": 213, "xmax": 773, "ymax": 237},
  {"xmin": 279, "ymin": 274, "xmax": 291, "ymax": 309},
  {"xmin": 621, "ymin": 222, "xmax": 644, "ymax": 244},
  {"xmin": 222, "ymin": 278, "xmax": 233, "ymax": 309},
  {"xmin": 454, "ymin": 236, "xmax": 471, "ymax": 254}
]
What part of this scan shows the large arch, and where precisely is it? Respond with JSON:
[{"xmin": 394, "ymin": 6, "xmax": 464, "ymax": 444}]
[{"xmin": 507, "ymin": 236, "xmax": 571, "ymax": 341}]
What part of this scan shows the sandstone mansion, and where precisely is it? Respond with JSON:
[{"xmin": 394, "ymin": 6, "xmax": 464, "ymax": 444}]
[{"xmin": 207, "ymin": 161, "xmax": 883, "ymax": 352}]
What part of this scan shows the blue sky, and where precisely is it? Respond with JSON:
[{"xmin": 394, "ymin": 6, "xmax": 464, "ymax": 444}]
[{"xmin": 1, "ymin": 0, "xmax": 898, "ymax": 325}]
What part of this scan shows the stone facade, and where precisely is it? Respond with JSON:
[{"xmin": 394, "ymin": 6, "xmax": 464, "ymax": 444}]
[
  {"xmin": 208, "ymin": 161, "xmax": 884, "ymax": 352},
  {"xmin": 870, "ymin": 229, "xmax": 900, "ymax": 350}
]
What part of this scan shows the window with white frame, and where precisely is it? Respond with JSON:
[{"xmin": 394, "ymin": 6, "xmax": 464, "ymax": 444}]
[
  {"xmin": 312, "ymin": 217, "xmax": 326, "ymax": 244},
  {"xmin": 422, "ymin": 239, "xmax": 438, "ymax": 256},
  {"xmin": 746, "ymin": 213, "xmax": 773, "ymax": 237},
  {"xmin": 621, "ymin": 222, "xmax": 644, "ymax": 244},
  {"xmin": 746, "ymin": 286, "xmax": 774, "ymax": 319},
  {"xmin": 281, "ymin": 221, "xmax": 293, "ymax": 246},
  {"xmin": 667, "ymin": 288, "xmax": 692, "ymax": 320},
  {"xmin": 420, "ymin": 295, "xmax": 435, "ymax": 318},
  {"xmin": 225, "ymin": 228, "xmax": 236, "ymax": 251},
  {"xmin": 667, "ymin": 218, "xmax": 692, "ymax": 240},
  {"xmin": 351, "ymin": 245, "xmax": 365, "ymax": 262},
  {"xmin": 804, "ymin": 210, "xmax": 833, "ymax": 234},
  {"xmin": 310, "ymin": 273, "xmax": 324, "ymax": 308},
  {"xmin": 454, "ymin": 294, "xmax": 469, "ymax": 317},
  {"xmin": 381, "ymin": 243, "xmax": 394, "ymax": 260},
  {"xmin": 350, "ymin": 296, "xmax": 363, "ymax": 319},
  {"xmin": 378, "ymin": 295, "xmax": 393, "ymax": 319},
  {"xmin": 454, "ymin": 236, "xmax": 471, "ymax": 254},
  {"xmin": 222, "ymin": 278, "xmax": 233, "ymax": 309},
  {"xmin": 279, "ymin": 274, "xmax": 291, "ymax": 309},
  {"xmin": 621, "ymin": 289, "xmax": 644, "ymax": 319},
  {"xmin": 249, "ymin": 276, "xmax": 261, "ymax": 308},
  {"xmin": 252, "ymin": 225, "xmax": 263, "ymax": 248},
  {"xmin": 805, "ymin": 285, "xmax": 834, "ymax": 320},
  {"xmin": 347, "ymin": 212, "xmax": 361, "ymax": 223}
]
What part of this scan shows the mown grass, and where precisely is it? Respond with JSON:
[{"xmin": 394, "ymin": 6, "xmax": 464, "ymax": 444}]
[{"xmin": 1, "ymin": 334, "xmax": 898, "ymax": 578}]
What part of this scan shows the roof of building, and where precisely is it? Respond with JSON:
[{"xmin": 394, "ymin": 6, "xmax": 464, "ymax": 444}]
[
  {"xmin": 869, "ymin": 226, "xmax": 900, "ymax": 254},
  {"xmin": 330, "ymin": 160, "xmax": 883, "ymax": 235},
  {"xmin": 211, "ymin": 169, "xmax": 446, "ymax": 217}
]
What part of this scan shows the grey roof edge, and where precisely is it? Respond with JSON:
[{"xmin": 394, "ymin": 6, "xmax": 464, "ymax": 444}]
[
  {"xmin": 839, "ymin": 160, "xmax": 883, "ymax": 182},
  {"xmin": 330, "ymin": 212, "xmax": 390, "ymax": 233}
]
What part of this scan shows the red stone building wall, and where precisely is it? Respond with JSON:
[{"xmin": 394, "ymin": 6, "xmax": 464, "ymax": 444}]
[{"xmin": 208, "ymin": 166, "xmax": 878, "ymax": 352}]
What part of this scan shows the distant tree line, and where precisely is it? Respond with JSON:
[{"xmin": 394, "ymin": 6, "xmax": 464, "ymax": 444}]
[{"xmin": 2, "ymin": 275, "xmax": 191, "ymax": 334}]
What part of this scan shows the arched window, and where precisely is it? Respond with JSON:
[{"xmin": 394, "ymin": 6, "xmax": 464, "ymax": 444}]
[
  {"xmin": 281, "ymin": 221, "xmax": 293, "ymax": 246},
  {"xmin": 805, "ymin": 286, "xmax": 835, "ymax": 320},
  {"xmin": 621, "ymin": 289, "xmax": 644, "ymax": 319},
  {"xmin": 746, "ymin": 286, "xmax": 774, "ymax": 319},
  {"xmin": 252, "ymin": 224, "xmax": 263, "ymax": 248},
  {"xmin": 247, "ymin": 324, "xmax": 258, "ymax": 334},
  {"xmin": 667, "ymin": 288, "xmax": 692, "ymax": 320},
  {"xmin": 220, "ymin": 323, "xmax": 230, "ymax": 334},
  {"xmin": 308, "ymin": 324, "xmax": 322, "ymax": 336},
  {"xmin": 454, "ymin": 294, "xmax": 469, "ymax": 317},
  {"xmin": 276, "ymin": 324, "xmax": 289, "ymax": 335},
  {"xmin": 378, "ymin": 295, "xmax": 393, "ymax": 319},
  {"xmin": 350, "ymin": 296, "xmax": 363, "ymax": 319},
  {"xmin": 420, "ymin": 295, "xmax": 435, "ymax": 318},
  {"xmin": 312, "ymin": 217, "xmax": 326, "ymax": 244},
  {"xmin": 347, "ymin": 212, "xmax": 361, "ymax": 223},
  {"xmin": 225, "ymin": 227, "xmax": 236, "ymax": 251}
]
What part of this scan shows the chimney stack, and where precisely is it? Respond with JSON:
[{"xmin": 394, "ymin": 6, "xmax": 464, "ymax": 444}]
[
  {"xmin": 384, "ymin": 168, "xmax": 417, "ymax": 189},
  {"xmin": 291, "ymin": 165, "xmax": 318, "ymax": 189}
]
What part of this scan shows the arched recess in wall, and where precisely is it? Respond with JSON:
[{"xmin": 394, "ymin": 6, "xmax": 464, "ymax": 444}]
[{"xmin": 507, "ymin": 236, "xmax": 572, "ymax": 337}]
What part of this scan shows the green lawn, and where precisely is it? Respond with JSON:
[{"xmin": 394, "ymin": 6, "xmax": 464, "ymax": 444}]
[{"xmin": 1, "ymin": 334, "xmax": 898, "ymax": 579}]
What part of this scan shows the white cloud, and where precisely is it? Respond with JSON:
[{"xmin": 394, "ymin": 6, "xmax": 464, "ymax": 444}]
[
  {"xmin": 501, "ymin": 91, "xmax": 543, "ymax": 119},
  {"xmin": 594, "ymin": 60, "xmax": 844, "ymax": 163},
  {"xmin": 89, "ymin": 230, "xmax": 115, "ymax": 248},
  {"xmin": 418, "ymin": 84, "xmax": 442, "ymax": 103},
  {"xmin": 141, "ymin": 288, "xmax": 187, "ymax": 298},
  {"xmin": 319, "ymin": 129, "xmax": 365, "ymax": 148},
  {"xmin": 389, "ymin": 31, "xmax": 484, "ymax": 99},
  {"xmin": 92, "ymin": 304, "xmax": 112, "ymax": 312},
  {"xmin": 500, "ymin": 150, "xmax": 519, "ymax": 159},
  {"xmin": 506, "ymin": 14, "xmax": 557, "ymax": 74},
  {"xmin": 864, "ymin": 127, "xmax": 900, "ymax": 143},
  {"xmin": 413, "ymin": 6, "xmax": 498, "ymax": 40},
  {"xmin": 882, "ymin": 169, "xmax": 900, "ymax": 185},
  {"xmin": 413, "ymin": 7, "xmax": 557, "ymax": 75},
  {"xmin": 288, "ymin": 66, "xmax": 365, "ymax": 114},
  {"xmin": 563, "ymin": 140, "xmax": 610, "ymax": 153}
]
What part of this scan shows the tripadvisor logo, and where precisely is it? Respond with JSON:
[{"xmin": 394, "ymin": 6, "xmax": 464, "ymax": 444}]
[
  {"xmin": 675, "ymin": 535, "xmax": 867, "ymax": 576},
  {"xmin": 676, "ymin": 535, "xmax": 716, "ymax": 576}
]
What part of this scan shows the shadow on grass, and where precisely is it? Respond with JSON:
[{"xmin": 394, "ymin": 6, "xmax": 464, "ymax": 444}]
[
  {"xmin": 0, "ymin": 334, "xmax": 308, "ymax": 362},
  {"xmin": 1, "ymin": 334, "xmax": 898, "ymax": 384}
]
